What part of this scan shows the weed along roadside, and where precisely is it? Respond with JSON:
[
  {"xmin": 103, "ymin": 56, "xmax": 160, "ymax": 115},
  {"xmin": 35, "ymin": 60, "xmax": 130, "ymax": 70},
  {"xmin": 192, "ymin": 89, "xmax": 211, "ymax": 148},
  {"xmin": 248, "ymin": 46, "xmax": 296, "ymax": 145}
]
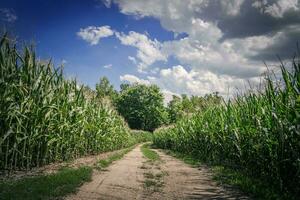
[
  {"xmin": 141, "ymin": 143, "xmax": 160, "ymax": 161},
  {"xmin": 140, "ymin": 143, "xmax": 165, "ymax": 195},
  {"xmin": 0, "ymin": 167, "xmax": 92, "ymax": 200},
  {"xmin": 95, "ymin": 145, "xmax": 135, "ymax": 170}
]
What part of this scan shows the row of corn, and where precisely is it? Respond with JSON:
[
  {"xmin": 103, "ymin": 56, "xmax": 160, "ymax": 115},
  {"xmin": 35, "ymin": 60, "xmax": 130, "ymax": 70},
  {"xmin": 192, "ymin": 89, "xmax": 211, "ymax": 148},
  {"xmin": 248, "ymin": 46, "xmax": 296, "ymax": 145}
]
[
  {"xmin": 154, "ymin": 53, "xmax": 300, "ymax": 197},
  {"xmin": 0, "ymin": 35, "xmax": 146, "ymax": 171}
]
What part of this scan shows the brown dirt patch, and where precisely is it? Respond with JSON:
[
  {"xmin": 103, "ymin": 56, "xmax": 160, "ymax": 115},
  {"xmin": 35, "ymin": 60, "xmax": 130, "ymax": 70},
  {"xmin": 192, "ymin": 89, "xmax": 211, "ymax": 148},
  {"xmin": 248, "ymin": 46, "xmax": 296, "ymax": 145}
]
[{"xmin": 65, "ymin": 144, "xmax": 146, "ymax": 200}]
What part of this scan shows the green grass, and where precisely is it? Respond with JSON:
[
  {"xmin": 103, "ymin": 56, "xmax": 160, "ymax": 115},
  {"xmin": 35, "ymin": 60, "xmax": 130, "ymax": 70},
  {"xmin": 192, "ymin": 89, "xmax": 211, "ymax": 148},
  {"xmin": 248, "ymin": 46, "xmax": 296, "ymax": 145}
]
[
  {"xmin": 96, "ymin": 146, "xmax": 134, "ymax": 169},
  {"xmin": 163, "ymin": 149, "xmax": 200, "ymax": 166},
  {"xmin": 0, "ymin": 167, "xmax": 92, "ymax": 200},
  {"xmin": 143, "ymin": 173, "xmax": 164, "ymax": 192},
  {"xmin": 144, "ymin": 179, "xmax": 158, "ymax": 188},
  {"xmin": 141, "ymin": 144, "xmax": 164, "ymax": 192},
  {"xmin": 141, "ymin": 144, "xmax": 160, "ymax": 161},
  {"xmin": 144, "ymin": 171, "xmax": 166, "ymax": 180}
]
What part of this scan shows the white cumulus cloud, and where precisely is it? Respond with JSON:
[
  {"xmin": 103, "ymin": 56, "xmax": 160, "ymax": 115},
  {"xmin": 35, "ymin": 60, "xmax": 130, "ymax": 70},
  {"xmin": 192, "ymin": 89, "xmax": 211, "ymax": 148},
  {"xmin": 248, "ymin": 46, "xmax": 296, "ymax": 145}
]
[
  {"xmin": 77, "ymin": 25, "xmax": 114, "ymax": 45},
  {"xmin": 221, "ymin": 0, "xmax": 245, "ymax": 16},
  {"xmin": 103, "ymin": 64, "xmax": 112, "ymax": 69},
  {"xmin": 98, "ymin": 0, "xmax": 298, "ymax": 99},
  {"xmin": 252, "ymin": 0, "xmax": 299, "ymax": 18},
  {"xmin": 128, "ymin": 56, "xmax": 137, "ymax": 64},
  {"xmin": 265, "ymin": 0, "xmax": 299, "ymax": 18},
  {"xmin": 116, "ymin": 31, "xmax": 167, "ymax": 73},
  {"xmin": 120, "ymin": 74, "xmax": 150, "ymax": 85},
  {"xmin": 120, "ymin": 65, "xmax": 261, "ymax": 103}
]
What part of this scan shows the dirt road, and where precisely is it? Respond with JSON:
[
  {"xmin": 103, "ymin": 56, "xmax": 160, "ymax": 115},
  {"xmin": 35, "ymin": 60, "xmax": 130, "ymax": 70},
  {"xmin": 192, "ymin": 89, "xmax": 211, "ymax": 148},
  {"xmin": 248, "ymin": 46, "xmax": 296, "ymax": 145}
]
[{"xmin": 65, "ymin": 145, "xmax": 249, "ymax": 200}]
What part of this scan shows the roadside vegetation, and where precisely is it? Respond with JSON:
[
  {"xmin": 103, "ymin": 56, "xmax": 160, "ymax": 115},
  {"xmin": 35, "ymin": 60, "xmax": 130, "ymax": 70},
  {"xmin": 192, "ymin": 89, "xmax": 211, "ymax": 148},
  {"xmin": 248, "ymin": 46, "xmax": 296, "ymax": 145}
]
[
  {"xmin": 131, "ymin": 130, "xmax": 153, "ymax": 143},
  {"xmin": 95, "ymin": 145, "xmax": 135, "ymax": 169},
  {"xmin": 162, "ymin": 148, "xmax": 284, "ymax": 199},
  {"xmin": 0, "ymin": 166, "xmax": 92, "ymax": 200},
  {"xmin": 141, "ymin": 144, "xmax": 160, "ymax": 161},
  {"xmin": 153, "ymin": 53, "xmax": 300, "ymax": 199},
  {"xmin": 140, "ymin": 143, "xmax": 164, "ymax": 193}
]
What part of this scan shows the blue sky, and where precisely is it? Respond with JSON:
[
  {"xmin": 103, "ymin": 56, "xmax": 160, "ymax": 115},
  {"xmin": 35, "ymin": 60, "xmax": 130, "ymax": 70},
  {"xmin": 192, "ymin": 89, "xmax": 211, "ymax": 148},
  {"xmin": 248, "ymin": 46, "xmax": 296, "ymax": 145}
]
[
  {"xmin": 1, "ymin": 0, "xmax": 299, "ymax": 101},
  {"xmin": 0, "ymin": 0, "xmax": 176, "ymax": 89}
]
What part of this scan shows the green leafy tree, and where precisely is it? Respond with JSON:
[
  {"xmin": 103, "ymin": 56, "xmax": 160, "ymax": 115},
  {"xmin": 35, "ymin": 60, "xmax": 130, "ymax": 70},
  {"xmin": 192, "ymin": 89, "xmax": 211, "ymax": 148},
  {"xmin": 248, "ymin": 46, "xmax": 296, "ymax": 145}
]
[
  {"xmin": 95, "ymin": 76, "xmax": 117, "ymax": 100},
  {"xmin": 116, "ymin": 84, "xmax": 168, "ymax": 131},
  {"xmin": 167, "ymin": 92, "xmax": 223, "ymax": 123},
  {"xmin": 120, "ymin": 83, "xmax": 130, "ymax": 92},
  {"xmin": 168, "ymin": 95, "xmax": 183, "ymax": 123}
]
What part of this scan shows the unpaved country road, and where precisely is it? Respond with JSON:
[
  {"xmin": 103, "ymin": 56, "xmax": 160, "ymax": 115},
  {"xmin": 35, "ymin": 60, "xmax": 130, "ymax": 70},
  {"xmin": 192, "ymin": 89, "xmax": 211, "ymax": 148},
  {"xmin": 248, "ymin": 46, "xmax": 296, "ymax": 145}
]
[
  {"xmin": 65, "ymin": 145, "xmax": 249, "ymax": 200},
  {"xmin": 66, "ymin": 145, "xmax": 146, "ymax": 200},
  {"xmin": 154, "ymin": 150, "xmax": 249, "ymax": 200}
]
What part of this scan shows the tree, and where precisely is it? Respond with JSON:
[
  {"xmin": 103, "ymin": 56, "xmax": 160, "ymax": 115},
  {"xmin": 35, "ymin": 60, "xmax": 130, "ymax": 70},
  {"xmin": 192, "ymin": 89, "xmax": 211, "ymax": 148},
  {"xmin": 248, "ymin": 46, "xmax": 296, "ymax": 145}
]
[
  {"xmin": 167, "ymin": 95, "xmax": 183, "ymax": 123},
  {"xmin": 120, "ymin": 83, "xmax": 130, "ymax": 92},
  {"xmin": 116, "ymin": 84, "xmax": 168, "ymax": 131},
  {"xmin": 95, "ymin": 76, "xmax": 117, "ymax": 100},
  {"xmin": 167, "ymin": 92, "xmax": 224, "ymax": 123}
]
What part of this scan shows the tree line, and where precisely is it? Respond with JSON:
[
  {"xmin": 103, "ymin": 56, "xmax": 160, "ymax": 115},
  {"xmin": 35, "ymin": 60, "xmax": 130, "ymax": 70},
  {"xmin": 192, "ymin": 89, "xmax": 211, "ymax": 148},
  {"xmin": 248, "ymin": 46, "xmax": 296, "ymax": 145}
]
[{"xmin": 94, "ymin": 77, "xmax": 223, "ymax": 131}]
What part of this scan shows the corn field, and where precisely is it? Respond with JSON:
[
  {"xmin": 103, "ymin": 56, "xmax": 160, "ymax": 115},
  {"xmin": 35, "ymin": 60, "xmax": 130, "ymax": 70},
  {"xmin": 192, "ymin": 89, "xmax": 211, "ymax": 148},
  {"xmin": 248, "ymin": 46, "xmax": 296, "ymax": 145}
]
[
  {"xmin": 0, "ymin": 35, "xmax": 139, "ymax": 171},
  {"xmin": 154, "ymin": 55, "xmax": 300, "ymax": 197}
]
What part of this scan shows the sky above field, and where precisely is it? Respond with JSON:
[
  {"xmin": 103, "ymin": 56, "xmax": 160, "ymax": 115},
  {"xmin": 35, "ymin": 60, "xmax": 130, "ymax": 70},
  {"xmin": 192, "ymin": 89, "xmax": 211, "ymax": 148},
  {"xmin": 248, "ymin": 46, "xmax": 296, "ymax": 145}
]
[{"xmin": 1, "ymin": 0, "xmax": 299, "ymax": 102}]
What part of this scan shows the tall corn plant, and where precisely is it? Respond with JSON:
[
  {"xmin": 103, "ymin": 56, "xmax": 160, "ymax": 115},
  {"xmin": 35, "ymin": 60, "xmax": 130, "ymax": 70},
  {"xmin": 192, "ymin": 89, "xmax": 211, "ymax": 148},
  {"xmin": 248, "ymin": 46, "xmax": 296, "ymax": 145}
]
[
  {"xmin": 0, "ymin": 35, "xmax": 132, "ymax": 171},
  {"xmin": 154, "ymin": 52, "xmax": 300, "ymax": 197}
]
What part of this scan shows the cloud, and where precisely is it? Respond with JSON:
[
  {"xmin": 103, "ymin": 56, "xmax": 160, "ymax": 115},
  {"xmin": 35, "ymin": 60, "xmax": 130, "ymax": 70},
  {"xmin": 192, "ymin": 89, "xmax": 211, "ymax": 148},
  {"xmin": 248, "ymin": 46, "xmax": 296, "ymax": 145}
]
[
  {"xmin": 221, "ymin": 0, "xmax": 245, "ymax": 16},
  {"xmin": 77, "ymin": 25, "xmax": 114, "ymax": 45},
  {"xmin": 253, "ymin": 0, "xmax": 299, "ymax": 18},
  {"xmin": 162, "ymin": 37, "xmax": 266, "ymax": 78},
  {"xmin": 116, "ymin": 31, "xmax": 167, "ymax": 72},
  {"xmin": 161, "ymin": 89, "xmax": 178, "ymax": 105},
  {"xmin": 109, "ymin": 0, "xmax": 223, "ymax": 46},
  {"xmin": 0, "ymin": 8, "xmax": 17, "ymax": 22},
  {"xmin": 120, "ymin": 65, "xmax": 261, "ymax": 103},
  {"xmin": 119, "ymin": 73, "xmax": 178, "ymax": 104},
  {"xmin": 120, "ymin": 74, "xmax": 150, "ymax": 85},
  {"xmin": 215, "ymin": 1, "xmax": 300, "ymax": 39},
  {"xmin": 108, "ymin": 0, "xmax": 300, "ymax": 64},
  {"xmin": 128, "ymin": 56, "xmax": 137, "ymax": 64},
  {"xmin": 109, "ymin": 0, "xmax": 300, "ymax": 41},
  {"xmin": 102, "ymin": 0, "xmax": 112, "ymax": 7},
  {"xmin": 152, "ymin": 65, "xmax": 261, "ymax": 97},
  {"xmin": 61, "ymin": 59, "xmax": 68, "ymax": 65},
  {"xmin": 237, "ymin": 25, "xmax": 300, "ymax": 61},
  {"xmin": 103, "ymin": 64, "xmax": 112, "ymax": 69},
  {"xmin": 99, "ymin": 0, "xmax": 299, "ymax": 98}
]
